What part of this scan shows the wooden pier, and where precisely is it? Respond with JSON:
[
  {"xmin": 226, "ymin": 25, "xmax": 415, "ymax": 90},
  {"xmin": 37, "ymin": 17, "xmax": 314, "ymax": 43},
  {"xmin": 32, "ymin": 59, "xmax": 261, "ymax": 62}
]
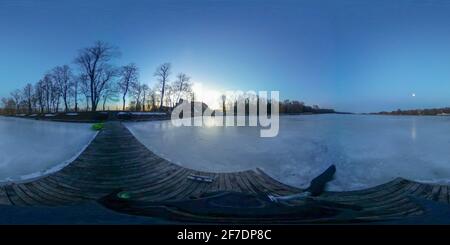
[{"xmin": 1, "ymin": 121, "xmax": 449, "ymax": 223}]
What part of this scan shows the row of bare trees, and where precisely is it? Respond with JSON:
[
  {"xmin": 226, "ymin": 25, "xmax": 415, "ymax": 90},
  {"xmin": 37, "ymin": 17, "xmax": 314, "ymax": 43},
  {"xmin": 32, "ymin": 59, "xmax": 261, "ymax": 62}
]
[{"xmin": 0, "ymin": 41, "xmax": 193, "ymax": 115}]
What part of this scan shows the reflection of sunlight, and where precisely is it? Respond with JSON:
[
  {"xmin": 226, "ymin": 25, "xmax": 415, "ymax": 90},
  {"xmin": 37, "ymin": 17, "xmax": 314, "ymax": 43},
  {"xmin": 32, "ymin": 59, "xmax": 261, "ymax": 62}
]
[
  {"xmin": 170, "ymin": 116, "xmax": 226, "ymax": 128},
  {"xmin": 411, "ymin": 120, "xmax": 416, "ymax": 140},
  {"xmin": 202, "ymin": 116, "xmax": 217, "ymax": 127},
  {"xmin": 192, "ymin": 82, "xmax": 222, "ymax": 110}
]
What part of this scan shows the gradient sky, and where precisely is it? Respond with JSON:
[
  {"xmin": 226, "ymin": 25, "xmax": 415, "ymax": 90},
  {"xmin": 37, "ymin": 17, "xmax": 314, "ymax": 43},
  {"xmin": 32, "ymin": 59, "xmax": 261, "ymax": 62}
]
[{"xmin": 1, "ymin": 0, "xmax": 450, "ymax": 112}]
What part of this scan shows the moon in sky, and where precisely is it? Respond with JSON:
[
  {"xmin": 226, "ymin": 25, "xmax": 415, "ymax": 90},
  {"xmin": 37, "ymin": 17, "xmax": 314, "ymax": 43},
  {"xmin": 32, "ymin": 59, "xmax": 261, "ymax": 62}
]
[{"xmin": 411, "ymin": 93, "xmax": 416, "ymax": 97}]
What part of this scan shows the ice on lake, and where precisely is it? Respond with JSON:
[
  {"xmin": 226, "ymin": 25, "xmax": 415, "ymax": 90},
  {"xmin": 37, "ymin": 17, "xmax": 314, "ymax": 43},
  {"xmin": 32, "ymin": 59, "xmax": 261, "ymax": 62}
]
[
  {"xmin": 0, "ymin": 116, "xmax": 97, "ymax": 183},
  {"xmin": 126, "ymin": 114, "xmax": 450, "ymax": 191}
]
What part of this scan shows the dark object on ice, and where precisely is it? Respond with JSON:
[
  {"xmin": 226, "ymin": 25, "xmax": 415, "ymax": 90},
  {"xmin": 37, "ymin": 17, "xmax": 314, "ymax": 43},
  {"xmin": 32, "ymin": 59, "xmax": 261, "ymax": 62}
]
[
  {"xmin": 99, "ymin": 190, "xmax": 363, "ymax": 224},
  {"xmin": 268, "ymin": 164, "xmax": 336, "ymax": 202},
  {"xmin": 306, "ymin": 164, "xmax": 336, "ymax": 196}
]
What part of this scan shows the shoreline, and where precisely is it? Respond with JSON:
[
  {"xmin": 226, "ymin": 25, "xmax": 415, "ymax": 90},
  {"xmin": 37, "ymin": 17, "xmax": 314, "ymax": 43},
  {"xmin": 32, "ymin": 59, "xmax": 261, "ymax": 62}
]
[{"xmin": 2, "ymin": 111, "xmax": 450, "ymax": 126}]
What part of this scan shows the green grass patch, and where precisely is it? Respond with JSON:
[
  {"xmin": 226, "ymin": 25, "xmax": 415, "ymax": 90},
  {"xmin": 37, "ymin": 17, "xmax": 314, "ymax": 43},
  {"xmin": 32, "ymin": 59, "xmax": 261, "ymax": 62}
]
[
  {"xmin": 91, "ymin": 122, "xmax": 105, "ymax": 131},
  {"xmin": 117, "ymin": 191, "xmax": 132, "ymax": 199}
]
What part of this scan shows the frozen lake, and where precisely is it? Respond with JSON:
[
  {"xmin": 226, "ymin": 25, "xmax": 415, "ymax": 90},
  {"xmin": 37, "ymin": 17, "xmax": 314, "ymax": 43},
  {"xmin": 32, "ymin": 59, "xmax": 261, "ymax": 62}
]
[
  {"xmin": 0, "ymin": 117, "xmax": 96, "ymax": 184},
  {"xmin": 126, "ymin": 114, "xmax": 450, "ymax": 191}
]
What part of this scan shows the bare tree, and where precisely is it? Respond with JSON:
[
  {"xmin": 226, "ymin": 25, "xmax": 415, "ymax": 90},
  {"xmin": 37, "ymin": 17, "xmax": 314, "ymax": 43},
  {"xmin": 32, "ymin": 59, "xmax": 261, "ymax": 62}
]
[
  {"xmin": 52, "ymin": 65, "xmax": 73, "ymax": 112},
  {"xmin": 1, "ymin": 97, "xmax": 16, "ymax": 115},
  {"xmin": 10, "ymin": 89, "xmax": 22, "ymax": 113},
  {"xmin": 79, "ymin": 75, "xmax": 91, "ymax": 111},
  {"xmin": 41, "ymin": 73, "xmax": 53, "ymax": 112},
  {"xmin": 75, "ymin": 41, "xmax": 119, "ymax": 111},
  {"xmin": 0, "ymin": 97, "xmax": 7, "ymax": 112},
  {"xmin": 173, "ymin": 73, "xmax": 192, "ymax": 105},
  {"xmin": 154, "ymin": 63, "xmax": 171, "ymax": 110},
  {"xmin": 130, "ymin": 81, "xmax": 142, "ymax": 111},
  {"xmin": 148, "ymin": 87, "xmax": 158, "ymax": 111},
  {"xmin": 101, "ymin": 82, "xmax": 119, "ymax": 111},
  {"xmin": 73, "ymin": 75, "xmax": 80, "ymax": 112},
  {"xmin": 141, "ymin": 84, "xmax": 149, "ymax": 111},
  {"xmin": 118, "ymin": 63, "xmax": 139, "ymax": 111},
  {"xmin": 34, "ymin": 80, "xmax": 45, "ymax": 113},
  {"xmin": 164, "ymin": 84, "xmax": 176, "ymax": 108},
  {"xmin": 0, "ymin": 97, "xmax": 6, "ymax": 108},
  {"xmin": 50, "ymin": 79, "xmax": 61, "ymax": 112},
  {"xmin": 22, "ymin": 83, "xmax": 33, "ymax": 114}
]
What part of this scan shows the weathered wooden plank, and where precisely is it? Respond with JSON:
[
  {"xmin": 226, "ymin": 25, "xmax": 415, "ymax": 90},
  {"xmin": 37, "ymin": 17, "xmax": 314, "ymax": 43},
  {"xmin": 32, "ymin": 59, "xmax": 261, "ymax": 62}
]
[
  {"xmin": 324, "ymin": 180, "xmax": 411, "ymax": 204},
  {"xmin": 234, "ymin": 172, "xmax": 257, "ymax": 194},
  {"xmin": 4, "ymin": 185, "xmax": 28, "ymax": 206},
  {"xmin": 244, "ymin": 171, "xmax": 274, "ymax": 195},
  {"xmin": 0, "ymin": 186, "xmax": 12, "ymax": 205},
  {"xmin": 223, "ymin": 173, "xmax": 234, "ymax": 191},
  {"xmin": 429, "ymin": 185, "xmax": 441, "ymax": 201},
  {"xmin": 227, "ymin": 173, "xmax": 242, "ymax": 192},
  {"xmin": 31, "ymin": 180, "xmax": 85, "ymax": 201},
  {"xmin": 410, "ymin": 184, "xmax": 429, "ymax": 198},
  {"xmin": 148, "ymin": 170, "xmax": 200, "ymax": 201},
  {"xmin": 324, "ymin": 178, "xmax": 407, "ymax": 198},
  {"xmin": 17, "ymin": 184, "xmax": 61, "ymax": 206},
  {"xmin": 438, "ymin": 185, "xmax": 449, "ymax": 204},
  {"xmin": 130, "ymin": 168, "xmax": 191, "ymax": 195},
  {"xmin": 348, "ymin": 182, "xmax": 418, "ymax": 208},
  {"xmin": 180, "ymin": 171, "xmax": 217, "ymax": 200},
  {"xmin": 217, "ymin": 173, "xmax": 227, "ymax": 190}
]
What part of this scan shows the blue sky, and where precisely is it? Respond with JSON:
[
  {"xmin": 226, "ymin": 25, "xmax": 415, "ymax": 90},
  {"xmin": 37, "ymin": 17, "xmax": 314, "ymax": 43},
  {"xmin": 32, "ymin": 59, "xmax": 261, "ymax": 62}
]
[{"xmin": 1, "ymin": 0, "xmax": 450, "ymax": 112}]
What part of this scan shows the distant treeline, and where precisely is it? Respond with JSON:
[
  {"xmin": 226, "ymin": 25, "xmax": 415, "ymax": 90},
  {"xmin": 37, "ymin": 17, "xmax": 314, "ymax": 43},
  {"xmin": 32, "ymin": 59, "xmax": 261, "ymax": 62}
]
[
  {"xmin": 279, "ymin": 100, "xmax": 335, "ymax": 114},
  {"xmin": 213, "ymin": 98, "xmax": 335, "ymax": 116},
  {"xmin": 374, "ymin": 107, "xmax": 450, "ymax": 116}
]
